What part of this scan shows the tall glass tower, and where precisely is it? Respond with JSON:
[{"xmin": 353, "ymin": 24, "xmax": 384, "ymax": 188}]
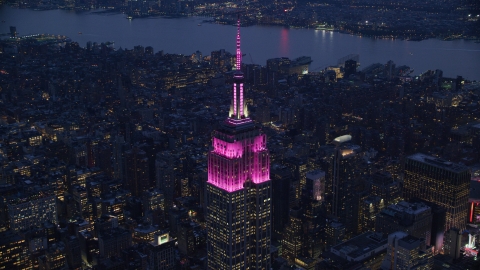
[{"xmin": 206, "ymin": 17, "xmax": 271, "ymax": 270}]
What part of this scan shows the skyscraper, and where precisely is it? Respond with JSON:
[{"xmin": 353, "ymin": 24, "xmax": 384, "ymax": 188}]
[
  {"xmin": 206, "ymin": 17, "xmax": 271, "ymax": 270},
  {"xmin": 403, "ymin": 153, "xmax": 470, "ymax": 231},
  {"xmin": 331, "ymin": 135, "xmax": 364, "ymax": 235},
  {"xmin": 124, "ymin": 146, "xmax": 150, "ymax": 197},
  {"xmin": 281, "ymin": 207, "xmax": 303, "ymax": 265}
]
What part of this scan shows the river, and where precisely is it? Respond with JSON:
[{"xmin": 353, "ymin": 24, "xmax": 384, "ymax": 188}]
[{"xmin": 1, "ymin": 5, "xmax": 479, "ymax": 80}]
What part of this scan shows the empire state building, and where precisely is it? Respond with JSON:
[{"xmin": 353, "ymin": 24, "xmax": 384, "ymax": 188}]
[{"xmin": 206, "ymin": 18, "xmax": 272, "ymax": 270}]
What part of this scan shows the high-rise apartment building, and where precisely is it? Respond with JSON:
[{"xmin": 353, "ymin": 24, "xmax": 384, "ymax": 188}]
[
  {"xmin": 403, "ymin": 153, "xmax": 470, "ymax": 231},
  {"xmin": 206, "ymin": 17, "xmax": 271, "ymax": 270}
]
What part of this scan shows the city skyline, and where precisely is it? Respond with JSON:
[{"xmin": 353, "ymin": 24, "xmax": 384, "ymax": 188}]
[{"xmin": 0, "ymin": 1, "xmax": 479, "ymax": 269}]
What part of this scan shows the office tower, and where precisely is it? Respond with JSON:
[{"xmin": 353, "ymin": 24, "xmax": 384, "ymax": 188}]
[
  {"xmin": 98, "ymin": 228, "xmax": 132, "ymax": 258},
  {"xmin": 0, "ymin": 231, "xmax": 29, "ymax": 269},
  {"xmin": 206, "ymin": 17, "xmax": 271, "ymax": 270},
  {"xmin": 271, "ymin": 165, "xmax": 293, "ymax": 241},
  {"xmin": 10, "ymin": 26, "xmax": 16, "ymax": 38},
  {"xmin": 38, "ymin": 245, "xmax": 67, "ymax": 270},
  {"xmin": 155, "ymin": 151, "xmax": 176, "ymax": 213},
  {"xmin": 178, "ymin": 223, "xmax": 194, "ymax": 255},
  {"xmin": 425, "ymin": 201, "xmax": 447, "ymax": 252},
  {"xmin": 78, "ymin": 230, "xmax": 98, "ymax": 266},
  {"xmin": 302, "ymin": 170, "xmax": 324, "ymax": 257},
  {"xmin": 124, "ymin": 146, "xmax": 150, "ymax": 197},
  {"xmin": 331, "ymin": 135, "xmax": 364, "ymax": 235},
  {"xmin": 360, "ymin": 195, "xmax": 384, "ymax": 232},
  {"xmin": 169, "ymin": 207, "xmax": 188, "ymax": 237},
  {"xmin": 142, "ymin": 189, "xmax": 164, "ymax": 217},
  {"xmin": 94, "ymin": 215, "xmax": 119, "ymax": 238},
  {"xmin": 344, "ymin": 59, "xmax": 356, "ymax": 78},
  {"xmin": 330, "ymin": 231, "xmax": 388, "ymax": 269},
  {"xmin": 443, "ymin": 228, "xmax": 462, "ymax": 260},
  {"xmin": 325, "ymin": 221, "xmax": 345, "ymax": 248},
  {"xmin": 380, "ymin": 232, "xmax": 433, "ymax": 270},
  {"xmin": 284, "ymin": 157, "xmax": 308, "ymax": 207},
  {"xmin": 369, "ymin": 171, "xmax": 401, "ymax": 206},
  {"xmin": 7, "ymin": 191, "xmax": 57, "ymax": 232},
  {"xmin": 403, "ymin": 153, "xmax": 470, "ymax": 231},
  {"xmin": 72, "ymin": 185, "xmax": 90, "ymax": 220},
  {"xmin": 469, "ymin": 178, "xmax": 480, "ymax": 224},
  {"xmin": 281, "ymin": 207, "xmax": 303, "ymax": 265},
  {"xmin": 113, "ymin": 135, "xmax": 126, "ymax": 182},
  {"xmin": 375, "ymin": 201, "xmax": 433, "ymax": 246},
  {"xmin": 384, "ymin": 60, "xmax": 396, "ymax": 80},
  {"xmin": 64, "ymin": 236, "xmax": 82, "ymax": 269},
  {"xmin": 148, "ymin": 232, "xmax": 175, "ymax": 270},
  {"xmin": 304, "ymin": 170, "xmax": 324, "ymax": 209}
]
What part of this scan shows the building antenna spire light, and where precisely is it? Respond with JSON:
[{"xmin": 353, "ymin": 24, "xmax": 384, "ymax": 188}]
[
  {"xmin": 236, "ymin": 15, "xmax": 241, "ymax": 71},
  {"xmin": 230, "ymin": 14, "xmax": 246, "ymax": 121}
]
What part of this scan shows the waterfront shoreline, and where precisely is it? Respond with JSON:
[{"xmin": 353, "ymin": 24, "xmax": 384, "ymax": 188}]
[
  {"xmin": 2, "ymin": 5, "xmax": 479, "ymax": 81},
  {"xmin": 3, "ymin": 5, "xmax": 479, "ymax": 43}
]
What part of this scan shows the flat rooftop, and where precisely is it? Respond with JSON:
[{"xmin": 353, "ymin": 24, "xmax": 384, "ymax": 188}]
[
  {"xmin": 408, "ymin": 153, "xmax": 468, "ymax": 173},
  {"xmin": 332, "ymin": 231, "xmax": 388, "ymax": 260},
  {"xmin": 385, "ymin": 201, "xmax": 431, "ymax": 216}
]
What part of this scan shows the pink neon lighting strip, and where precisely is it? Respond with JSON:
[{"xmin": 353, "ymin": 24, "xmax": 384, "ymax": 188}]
[
  {"xmin": 225, "ymin": 118, "xmax": 252, "ymax": 126},
  {"xmin": 239, "ymin": 83, "xmax": 244, "ymax": 117}
]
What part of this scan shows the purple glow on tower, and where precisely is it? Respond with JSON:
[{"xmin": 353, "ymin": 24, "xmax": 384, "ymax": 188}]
[
  {"xmin": 208, "ymin": 134, "xmax": 270, "ymax": 192},
  {"xmin": 207, "ymin": 16, "xmax": 269, "ymax": 193}
]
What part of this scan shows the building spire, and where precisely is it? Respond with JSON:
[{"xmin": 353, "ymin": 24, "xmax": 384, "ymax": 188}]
[
  {"xmin": 236, "ymin": 15, "xmax": 241, "ymax": 71},
  {"xmin": 229, "ymin": 14, "xmax": 247, "ymax": 121}
]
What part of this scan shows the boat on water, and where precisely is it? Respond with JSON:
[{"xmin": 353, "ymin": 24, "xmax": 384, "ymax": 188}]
[
  {"xmin": 198, "ymin": 23, "xmax": 201, "ymax": 26},
  {"xmin": 78, "ymin": 32, "xmax": 82, "ymax": 35}
]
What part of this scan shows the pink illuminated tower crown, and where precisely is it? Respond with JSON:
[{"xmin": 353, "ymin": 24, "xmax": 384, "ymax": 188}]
[
  {"xmin": 206, "ymin": 15, "xmax": 271, "ymax": 270},
  {"xmin": 208, "ymin": 16, "xmax": 269, "ymax": 193}
]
